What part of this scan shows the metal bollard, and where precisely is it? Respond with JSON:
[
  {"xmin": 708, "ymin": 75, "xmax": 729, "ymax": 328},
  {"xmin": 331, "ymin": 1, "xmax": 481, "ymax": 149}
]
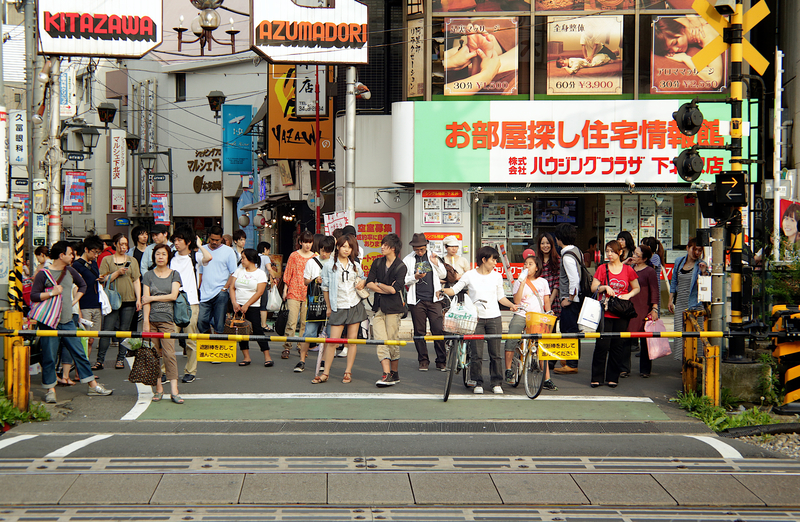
[{"xmin": 4, "ymin": 311, "xmax": 29, "ymax": 411}]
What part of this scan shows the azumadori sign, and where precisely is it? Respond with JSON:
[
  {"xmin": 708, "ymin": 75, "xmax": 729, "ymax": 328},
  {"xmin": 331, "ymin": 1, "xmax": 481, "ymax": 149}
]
[
  {"xmin": 251, "ymin": 0, "xmax": 369, "ymax": 64},
  {"xmin": 391, "ymin": 100, "xmax": 757, "ymax": 185},
  {"xmin": 37, "ymin": 0, "xmax": 162, "ymax": 58}
]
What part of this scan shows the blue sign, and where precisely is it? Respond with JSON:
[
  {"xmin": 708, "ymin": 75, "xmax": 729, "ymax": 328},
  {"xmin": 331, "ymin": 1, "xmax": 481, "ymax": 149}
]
[
  {"xmin": 114, "ymin": 218, "xmax": 131, "ymax": 226},
  {"xmin": 222, "ymin": 105, "xmax": 254, "ymax": 174}
]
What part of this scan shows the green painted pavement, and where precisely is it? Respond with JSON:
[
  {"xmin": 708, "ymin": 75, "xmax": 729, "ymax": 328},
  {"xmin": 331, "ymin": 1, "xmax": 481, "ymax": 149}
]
[{"xmin": 138, "ymin": 398, "xmax": 670, "ymax": 421}]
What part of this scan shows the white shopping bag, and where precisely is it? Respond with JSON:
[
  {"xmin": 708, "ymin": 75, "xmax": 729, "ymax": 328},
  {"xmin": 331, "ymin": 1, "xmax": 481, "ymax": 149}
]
[
  {"xmin": 266, "ymin": 284, "xmax": 282, "ymax": 312},
  {"xmin": 577, "ymin": 296, "xmax": 602, "ymax": 333}
]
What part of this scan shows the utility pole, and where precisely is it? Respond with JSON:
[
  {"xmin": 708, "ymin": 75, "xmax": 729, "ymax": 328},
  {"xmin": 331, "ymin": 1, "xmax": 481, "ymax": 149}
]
[
  {"xmin": 46, "ymin": 58, "xmax": 62, "ymax": 245},
  {"xmin": 345, "ymin": 66, "xmax": 355, "ymax": 225},
  {"xmin": 25, "ymin": 0, "xmax": 43, "ymax": 276}
]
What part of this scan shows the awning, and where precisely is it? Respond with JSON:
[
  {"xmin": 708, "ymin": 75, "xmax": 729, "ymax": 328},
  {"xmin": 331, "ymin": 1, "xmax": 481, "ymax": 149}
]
[
  {"xmin": 244, "ymin": 96, "xmax": 268, "ymax": 136},
  {"xmin": 239, "ymin": 193, "xmax": 290, "ymax": 211}
]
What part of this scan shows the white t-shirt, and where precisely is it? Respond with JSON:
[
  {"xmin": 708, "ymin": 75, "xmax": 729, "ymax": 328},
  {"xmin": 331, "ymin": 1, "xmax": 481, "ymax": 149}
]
[
  {"xmin": 513, "ymin": 277, "xmax": 551, "ymax": 317},
  {"xmin": 170, "ymin": 251, "xmax": 203, "ymax": 306},
  {"xmin": 231, "ymin": 266, "xmax": 268, "ymax": 306},
  {"xmin": 303, "ymin": 255, "xmax": 325, "ymax": 282},
  {"xmin": 451, "ymin": 269, "xmax": 505, "ymax": 319}
]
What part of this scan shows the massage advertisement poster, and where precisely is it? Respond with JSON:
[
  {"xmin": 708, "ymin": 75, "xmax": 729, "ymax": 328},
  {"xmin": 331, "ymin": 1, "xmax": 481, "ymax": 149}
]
[
  {"xmin": 650, "ymin": 15, "xmax": 727, "ymax": 94},
  {"xmin": 547, "ymin": 16, "xmax": 622, "ymax": 96},
  {"xmin": 443, "ymin": 17, "xmax": 519, "ymax": 96}
]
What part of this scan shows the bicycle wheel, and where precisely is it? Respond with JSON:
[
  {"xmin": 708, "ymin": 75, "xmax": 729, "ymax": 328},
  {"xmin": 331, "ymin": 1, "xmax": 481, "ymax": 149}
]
[
  {"xmin": 443, "ymin": 340, "xmax": 459, "ymax": 402},
  {"xmin": 523, "ymin": 341, "xmax": 545, "ymax": 399}
]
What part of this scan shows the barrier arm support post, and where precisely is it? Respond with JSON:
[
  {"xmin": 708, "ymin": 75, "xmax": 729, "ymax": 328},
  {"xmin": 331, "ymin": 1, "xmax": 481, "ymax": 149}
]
[{"xmin": 4, "ymin": 311, "xmax": 29, "ymax": 411}]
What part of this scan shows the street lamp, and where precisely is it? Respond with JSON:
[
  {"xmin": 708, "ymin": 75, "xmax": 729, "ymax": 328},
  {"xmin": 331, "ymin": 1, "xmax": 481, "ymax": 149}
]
[
  {"xmin": 97, "ymin": 102, "xmax": 117, "ymax": 128},
  {"xmin": 140, "ymin": 152, "xmax": 157, "ymax": 172},
  {"xmin": 207, "ymin": 90, "xmax": 226, "ymax": 121},
  {"xmin": 76, "ymin": 127, "xmax": 100, "ymax": 153},
  {"xmin": 125, "ymin": 134, "xmax": 141, "ymax": 152},
  {"xmin": 131, "ymin": 150, "xmax": 174, "ymax": 226},
  {"xmin": 174, "ymin": 0, "xmax": 239, "ymax": 57}
]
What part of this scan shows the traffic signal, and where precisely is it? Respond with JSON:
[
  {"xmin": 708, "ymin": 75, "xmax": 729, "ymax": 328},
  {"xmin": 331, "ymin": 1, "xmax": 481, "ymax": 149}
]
[
  {"xmin": 673, "ymin": 102, "xmax": 704, "ymax": 136},
  {"xmin": 673, "ymin": 148, "xmax": 704, "ymax": 182}
]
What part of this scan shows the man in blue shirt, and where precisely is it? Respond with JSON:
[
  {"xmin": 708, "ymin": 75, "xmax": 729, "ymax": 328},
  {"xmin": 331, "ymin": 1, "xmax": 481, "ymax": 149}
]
[{"xmin": 197, "ymin": 225, "xmax": 238, "ymax": 334}]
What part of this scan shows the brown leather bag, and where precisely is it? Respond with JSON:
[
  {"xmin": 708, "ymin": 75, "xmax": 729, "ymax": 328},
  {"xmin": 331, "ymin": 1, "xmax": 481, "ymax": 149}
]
[
  {"xmin": 442, "ymin": 261, "xmax": 459, "ymax": 285},
  {"xmin": 224, "ymin": 311, "xmax": 253, "ymax": 336}
]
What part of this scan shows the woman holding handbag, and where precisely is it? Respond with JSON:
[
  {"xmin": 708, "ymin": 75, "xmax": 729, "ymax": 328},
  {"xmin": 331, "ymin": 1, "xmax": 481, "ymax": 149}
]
[
  {"xmin": 142, "ymin": 244, "xmax": 183, "ymax": 404},
  {"xmin": 96, "ymin": 233, "xmax": 141, "ymax": 370},
  {"xmin": 589, "ymin": 240, "xmax": 640, "ymax": 389},
  {"xmin": 30, "ymin": 241, "xmax": 113, "ymax": 404},
  {"xmin": 228, "ymin": 249, "xmax": 271, "ymax": 366},
  {"xmin": 626, "ymin": 245, "xmax": 660, "ymax": 378},
  {"xmin": 314, "ymin": 235, "xmax": 367, "ymax": 384}
]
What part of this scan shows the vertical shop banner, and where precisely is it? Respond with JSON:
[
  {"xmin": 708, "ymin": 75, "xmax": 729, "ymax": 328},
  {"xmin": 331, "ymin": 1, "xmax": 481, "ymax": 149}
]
[
  {"xmin": 295, "ymin": 66, "xmax": 328, "ymax": 117},
  {"xmin": 323, "ymin": 211, "xmax": 349, "ymax": 235},
  {"xmin": 63, "ymin": 172, "xmax": 86, "ymax": 212},
  {"xmin": 222, "ymin": 105, "xmax": 254, "ymax": 174},
  {"xmin": 444, "ymin": 17, "xmax": 518, "ymax": 96},
  {"xmin": 354, "ymin": 213, "xmax": 401, "ymax": 276},
  {"xmin": 9, "ymin": 110, "xmax": 27, "ymax": 166},
  {"xmin": 650, "ymin": 15, "xmax": 727, "ymax": 95},
  {"xmin": 547, "ymin": 16, "xmax": 622, "ymax": 96},
  {"xmin": 33, "ymin": 213, "xmax": 46, "ymax": 247},
  {"xmin": 110, "ymin": 129, "xmax": 127, "ymax": 188},
  {"xmin": 151, "ymin": 193, "xmax": 170, "ymax": 225},
  {"xmin": 407, "ymin": 18, "xmax": 425, "ymax": 97},
  {"xmin": 60, "ymin": 64, "xmax": 77, "ymax": 118},
  {"xmin": 268, "ymin": 64, "xmax": 334, "ymax": 161},
  {"xmin": 434, "ymin": 0, "xmax": 528, "ymax": 12},
  {"xmin": 111, "ymin": 188, "xmax": 126, "ymax": 213}
]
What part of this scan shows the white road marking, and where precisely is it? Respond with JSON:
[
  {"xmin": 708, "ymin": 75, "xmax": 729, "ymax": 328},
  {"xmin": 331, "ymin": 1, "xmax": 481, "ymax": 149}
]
[
  {"xmin": 0, "ymin": 434, "xmax": 38, "ymax": 451},
  {"xmin": 44, "ymin": 434, "xmax": 113, "ymax": 458},
  {"xmin": 120, "ymin": 356, "xmax": 154, "ymax": 421},
  {"xmin": 686, "ymin": 435, "xmax": 743, "ymax": 459},
  {"xmin": 178, "ymin": 393, "xmax": 654, "ymax": 402}
]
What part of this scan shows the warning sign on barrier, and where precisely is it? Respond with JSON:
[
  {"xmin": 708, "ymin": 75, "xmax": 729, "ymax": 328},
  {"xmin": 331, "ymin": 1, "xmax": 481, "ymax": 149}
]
[
  {"xmin": 538, "ymin": 339, "xmax": 579, "ymax": 360},
  {"xmin": 197, "ymin": 340, "xmax": 237, "ymax": 362}
]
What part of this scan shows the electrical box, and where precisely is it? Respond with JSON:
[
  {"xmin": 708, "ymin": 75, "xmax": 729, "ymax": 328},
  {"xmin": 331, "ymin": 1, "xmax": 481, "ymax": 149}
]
[{"xmin": 697, "ymin": 275, "xmax": 712, "ymax": 303}]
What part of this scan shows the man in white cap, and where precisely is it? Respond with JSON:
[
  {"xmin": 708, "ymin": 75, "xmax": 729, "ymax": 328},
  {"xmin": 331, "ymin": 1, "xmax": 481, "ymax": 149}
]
[{"xmin": 442, "ymin": 235, "xmax": 469, "ymax": 280}]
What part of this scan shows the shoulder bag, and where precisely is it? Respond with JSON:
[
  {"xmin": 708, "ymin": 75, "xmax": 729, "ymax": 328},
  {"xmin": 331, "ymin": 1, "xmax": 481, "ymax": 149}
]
[
  {"xmin": 306, "ymin": 258, "xmax": 327, "ymax": 322},
  {"xmin": 274, "ymin": 301, "xmax": 290, "ymax": 336},
  {"xmin": 171, "ymin": 270, "xmax": 192, "ymax": 328},
  {"xmin": 603, "ymin": 265, "xmax": 637, "ymax": 320},
  {"xmin": 224, "ymin": 311, "xmax": 253, "ymax": 336},
  {"xmin": 105, "ymin": 278, "xmax": 122, "ymax": 311},
  {"xmin": 28, "ymin": 269, "xmax": 67, "ymax": 328}
]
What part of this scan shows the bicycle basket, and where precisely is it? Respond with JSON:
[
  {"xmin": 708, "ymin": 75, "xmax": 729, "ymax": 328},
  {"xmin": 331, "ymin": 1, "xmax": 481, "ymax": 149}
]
[
  {"xmin": 442, "ymin": 295, "xmax": 478, "ymax": 334},
  {"xmin": 525, "ymin": 311, "xmax": 556, "ymax": 334}
]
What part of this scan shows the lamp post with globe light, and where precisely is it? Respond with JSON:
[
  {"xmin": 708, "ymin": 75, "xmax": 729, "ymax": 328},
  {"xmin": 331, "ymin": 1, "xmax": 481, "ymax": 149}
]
[{"xmin": 174, "ymin": 0, "xmax": 239, "ymax": 56}]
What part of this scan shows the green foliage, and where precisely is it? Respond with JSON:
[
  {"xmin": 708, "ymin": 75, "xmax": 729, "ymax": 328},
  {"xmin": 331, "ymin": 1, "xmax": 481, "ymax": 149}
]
[
  {"xmin": 757, "ymin": 353, "xmax": 785, "ymax": 406},
  {"xmin": 720, "ymin": 387, "xmax": 743, "ymax": 410},
  {"xmin": 670, "ymin": 390, "xmax": 778, "ymax": 432},
  {"xmin": 760, "ymin": 257, "xmax": 800, "ymax": 306},
  {"xmin": 0, "ymin": 381, "xmax": 51, "ymax": 428}
]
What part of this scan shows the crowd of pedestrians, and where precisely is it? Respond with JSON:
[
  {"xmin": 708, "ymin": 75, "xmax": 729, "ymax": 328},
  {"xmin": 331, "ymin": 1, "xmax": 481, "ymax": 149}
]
[{"xmin": 27, "ymin": 221, "xmax": 704, "ymax": 403}]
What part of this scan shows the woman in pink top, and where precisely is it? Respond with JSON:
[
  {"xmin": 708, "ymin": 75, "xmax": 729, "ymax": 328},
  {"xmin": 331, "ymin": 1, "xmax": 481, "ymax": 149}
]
[
  {"xmin": 589, "ymin": 240, "xmax": 640, "ymax": 389},
  {"xmin": 281, "ymin": 231, "xmax": 316, "ymax": 359}
]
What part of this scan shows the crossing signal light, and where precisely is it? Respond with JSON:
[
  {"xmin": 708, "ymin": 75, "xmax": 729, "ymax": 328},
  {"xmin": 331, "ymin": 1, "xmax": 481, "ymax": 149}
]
[
  {"xmin": 673, "ymin": 148, "xmax": 704, "ymax": 182},
  {"xmin": 673, "ymin": 102, "xmax": 704, "ymax": 136}
]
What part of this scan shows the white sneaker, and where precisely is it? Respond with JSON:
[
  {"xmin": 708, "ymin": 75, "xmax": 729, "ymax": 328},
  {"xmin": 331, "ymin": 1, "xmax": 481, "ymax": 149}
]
[
  {"xmin": 493, "ymin": 386, "xmax": 504, "ymax": 394},
  {"xmin": 473, "ymin": 386, "xmax": 484, "ymax": 394},
  {"xmin": 88, "ymin": 383, "xmax": 113, "ymax": 396},
  {"xmin": 336, "ymin": 348, "xmax": 348, "ymax": 358}
]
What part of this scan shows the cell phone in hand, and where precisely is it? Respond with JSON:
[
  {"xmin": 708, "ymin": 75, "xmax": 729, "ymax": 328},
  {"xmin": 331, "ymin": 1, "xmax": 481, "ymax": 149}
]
[{"xmin": 124, "ymin": 261, "xmax": 131, "ymax": 268}]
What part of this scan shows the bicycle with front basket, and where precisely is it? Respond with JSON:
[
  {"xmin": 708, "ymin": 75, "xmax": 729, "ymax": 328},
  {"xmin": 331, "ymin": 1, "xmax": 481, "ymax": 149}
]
[{"xmin": 508, "ymin": 308, "xmax": 556, "ymax": 399}]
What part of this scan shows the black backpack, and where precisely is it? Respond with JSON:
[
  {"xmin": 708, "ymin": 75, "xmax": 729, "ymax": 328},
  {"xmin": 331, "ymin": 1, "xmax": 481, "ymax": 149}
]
[{"xmin": 562, "ymin": 250, "xmax": 593, "ymax": 299}]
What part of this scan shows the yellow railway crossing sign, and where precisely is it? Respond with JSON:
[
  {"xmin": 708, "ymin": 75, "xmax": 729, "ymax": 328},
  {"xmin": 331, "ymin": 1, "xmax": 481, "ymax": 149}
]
[
  {"xmin": 538, "ymin": 339, "xmax": 579, "ymax": 360},
  {"xmin": 691, "ymin": 0, "xmax": 770, "ymax": 76},
  {"xmin": 197, "ymin": 339, "xmax": 237, "ymax": 362}
]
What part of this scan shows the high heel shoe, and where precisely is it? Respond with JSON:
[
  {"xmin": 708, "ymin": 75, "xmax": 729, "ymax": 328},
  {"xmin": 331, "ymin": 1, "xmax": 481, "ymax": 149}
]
[{"xmin": 590, "ymin": 382, "xmax": 601, "ymax": 388}]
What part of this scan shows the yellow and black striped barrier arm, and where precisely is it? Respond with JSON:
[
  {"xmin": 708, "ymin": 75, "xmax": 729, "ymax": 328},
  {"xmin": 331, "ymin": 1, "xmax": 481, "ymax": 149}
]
[
  {"xmin": 0, "ymin": 329, "xmax": 406, "ymax": 346},
  {"xmin": 7, "ymin": 209, "xmax": 24, "ymax": 311},
  {"xmin": 417, "ymin": 331, "xmax": 742, "ymax": 341}
]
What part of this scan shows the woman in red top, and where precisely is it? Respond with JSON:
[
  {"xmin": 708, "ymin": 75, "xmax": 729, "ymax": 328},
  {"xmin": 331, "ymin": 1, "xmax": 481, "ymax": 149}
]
[
  {"xmin": 281, "ymin": 231, "xmax": 316, "ymax": 359},
  {"xmin": 589, "ymin": 240, "xmax": 640, "ymax": 388}
]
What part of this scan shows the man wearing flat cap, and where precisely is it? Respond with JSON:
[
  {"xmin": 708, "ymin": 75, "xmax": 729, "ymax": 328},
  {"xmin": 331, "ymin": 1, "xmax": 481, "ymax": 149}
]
[{"xmin": 403, "ymin": 233, "xmax": 448, "ymax": 371}]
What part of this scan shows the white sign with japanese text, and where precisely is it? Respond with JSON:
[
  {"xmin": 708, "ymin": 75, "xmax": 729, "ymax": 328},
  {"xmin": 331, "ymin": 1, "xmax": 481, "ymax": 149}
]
[
  {"xmin": 110, "ymin": 129, "xmax": 127, "ymax": 188},
  {"xmin": 9, "ymin": 110, "xmax": 27, "ymax": 166},
  {"xmin": 295, "ymin": 66, "xmax": 327, "ymax": 117}
]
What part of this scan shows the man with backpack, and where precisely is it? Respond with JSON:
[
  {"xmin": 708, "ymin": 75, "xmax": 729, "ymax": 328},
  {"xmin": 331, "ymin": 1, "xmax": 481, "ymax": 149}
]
[
  {"xmin": 553, "ymin": 223, "xmax": 590, "ymax": 374},
  {"xmin": 170, "ymin": 227, "xmax": 213, "ymax": 383}
]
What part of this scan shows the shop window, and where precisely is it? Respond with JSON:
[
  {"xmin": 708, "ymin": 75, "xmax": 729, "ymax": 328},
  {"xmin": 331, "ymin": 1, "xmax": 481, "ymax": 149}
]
[
  {"xmin": 82, "ymin": 181, "xmax": 92, "ymax": 215},
  {"xmin": 407, "ymin": 0, "xmax": 422, "ymax": 16}
]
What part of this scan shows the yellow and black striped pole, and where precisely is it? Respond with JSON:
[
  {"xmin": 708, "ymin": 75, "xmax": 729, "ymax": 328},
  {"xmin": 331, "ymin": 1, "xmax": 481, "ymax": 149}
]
[
  {"xmin": 7, "ymin": 209, "xmax": 25, "ymax": 311},
  {"xmin": 727, "ymin": 1, "xmax": 745, "ymax": 361},
  {"xmin": 4, "ymin": 207, "xmax": 28, "ymax": 410}
]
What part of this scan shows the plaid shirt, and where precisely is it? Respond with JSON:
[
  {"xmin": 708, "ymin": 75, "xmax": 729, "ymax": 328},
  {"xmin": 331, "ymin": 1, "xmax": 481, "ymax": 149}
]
[{"xmin": 541, "ymin": 260, "xmax": 561, "ymax": 317}]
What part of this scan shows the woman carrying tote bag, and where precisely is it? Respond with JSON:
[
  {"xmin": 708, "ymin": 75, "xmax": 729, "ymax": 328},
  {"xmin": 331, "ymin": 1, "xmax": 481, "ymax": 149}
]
[{"xmin": 228, "ymin": 249, "xmax": 271, "ymax": 367}]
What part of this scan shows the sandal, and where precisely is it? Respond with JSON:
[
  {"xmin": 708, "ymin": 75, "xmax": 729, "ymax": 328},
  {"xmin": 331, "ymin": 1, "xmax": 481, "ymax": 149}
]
[
  {"xmin": 238, "ymin": 361, "xmax": 251, "ymax": 366},
  {"xmin": 171, "ymin": 394, "xmax": 184, "ymax": 404},
  {"xmin": 91, "ymin": 362, "xmax": 104, "ymax": 371},
  {"xmin": 57, "ymin": 377, "xmax": 75, "ymax": 387},
  {"xmin": 152, "ymin": 392, "xmax": 163, "ymax": 402},
  {"xmin": 115, "ymin": 361, "xmax": 125, "ymax": 370},
  {"xmin": 342, "ymin": 372, "xmax": 352, "ymax": 384},
  {"xmin": 281, "ymin": 349, "xmax": 290, "ymax": 359},
  {"xmin": 311, "ymin": 374, "xmax": 329, "ymax": 384}
]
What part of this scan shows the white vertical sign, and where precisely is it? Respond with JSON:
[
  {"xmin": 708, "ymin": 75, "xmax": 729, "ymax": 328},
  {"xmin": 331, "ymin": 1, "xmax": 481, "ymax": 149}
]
[
  {"xmin": 296, "ymin": 66, "xmax": 327, "ymax": 117},
  {"xmin": 9, "ymin": 110, "xmax": 27, "ymax": 166},
  {"xmin": 0, "ymin": 108, "xmax": 7, "ymax": 203},
  {"xmin": 110, "ymin": 129, "xmax": 127, "ymax": 188},
  {"xmin": 60, "ymin": 65, "xmax": 77, "ymax": 119}
]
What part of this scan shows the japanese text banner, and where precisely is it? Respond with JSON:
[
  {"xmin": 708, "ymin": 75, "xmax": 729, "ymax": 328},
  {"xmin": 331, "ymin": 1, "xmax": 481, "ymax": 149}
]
[{"xmin": 409, "ymin": 100, "xmax": 756, "ymax": 185}]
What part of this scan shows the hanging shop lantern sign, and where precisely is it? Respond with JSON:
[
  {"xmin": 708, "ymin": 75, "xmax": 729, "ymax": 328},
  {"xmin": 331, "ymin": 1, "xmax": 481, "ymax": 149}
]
[
  {"xmin": 38, "ymin": 0, "xmax": 163, "ymax": 58},
  {"xmin": 251, "ymin": 0, "xmax": 369, "ymax": 64}
]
